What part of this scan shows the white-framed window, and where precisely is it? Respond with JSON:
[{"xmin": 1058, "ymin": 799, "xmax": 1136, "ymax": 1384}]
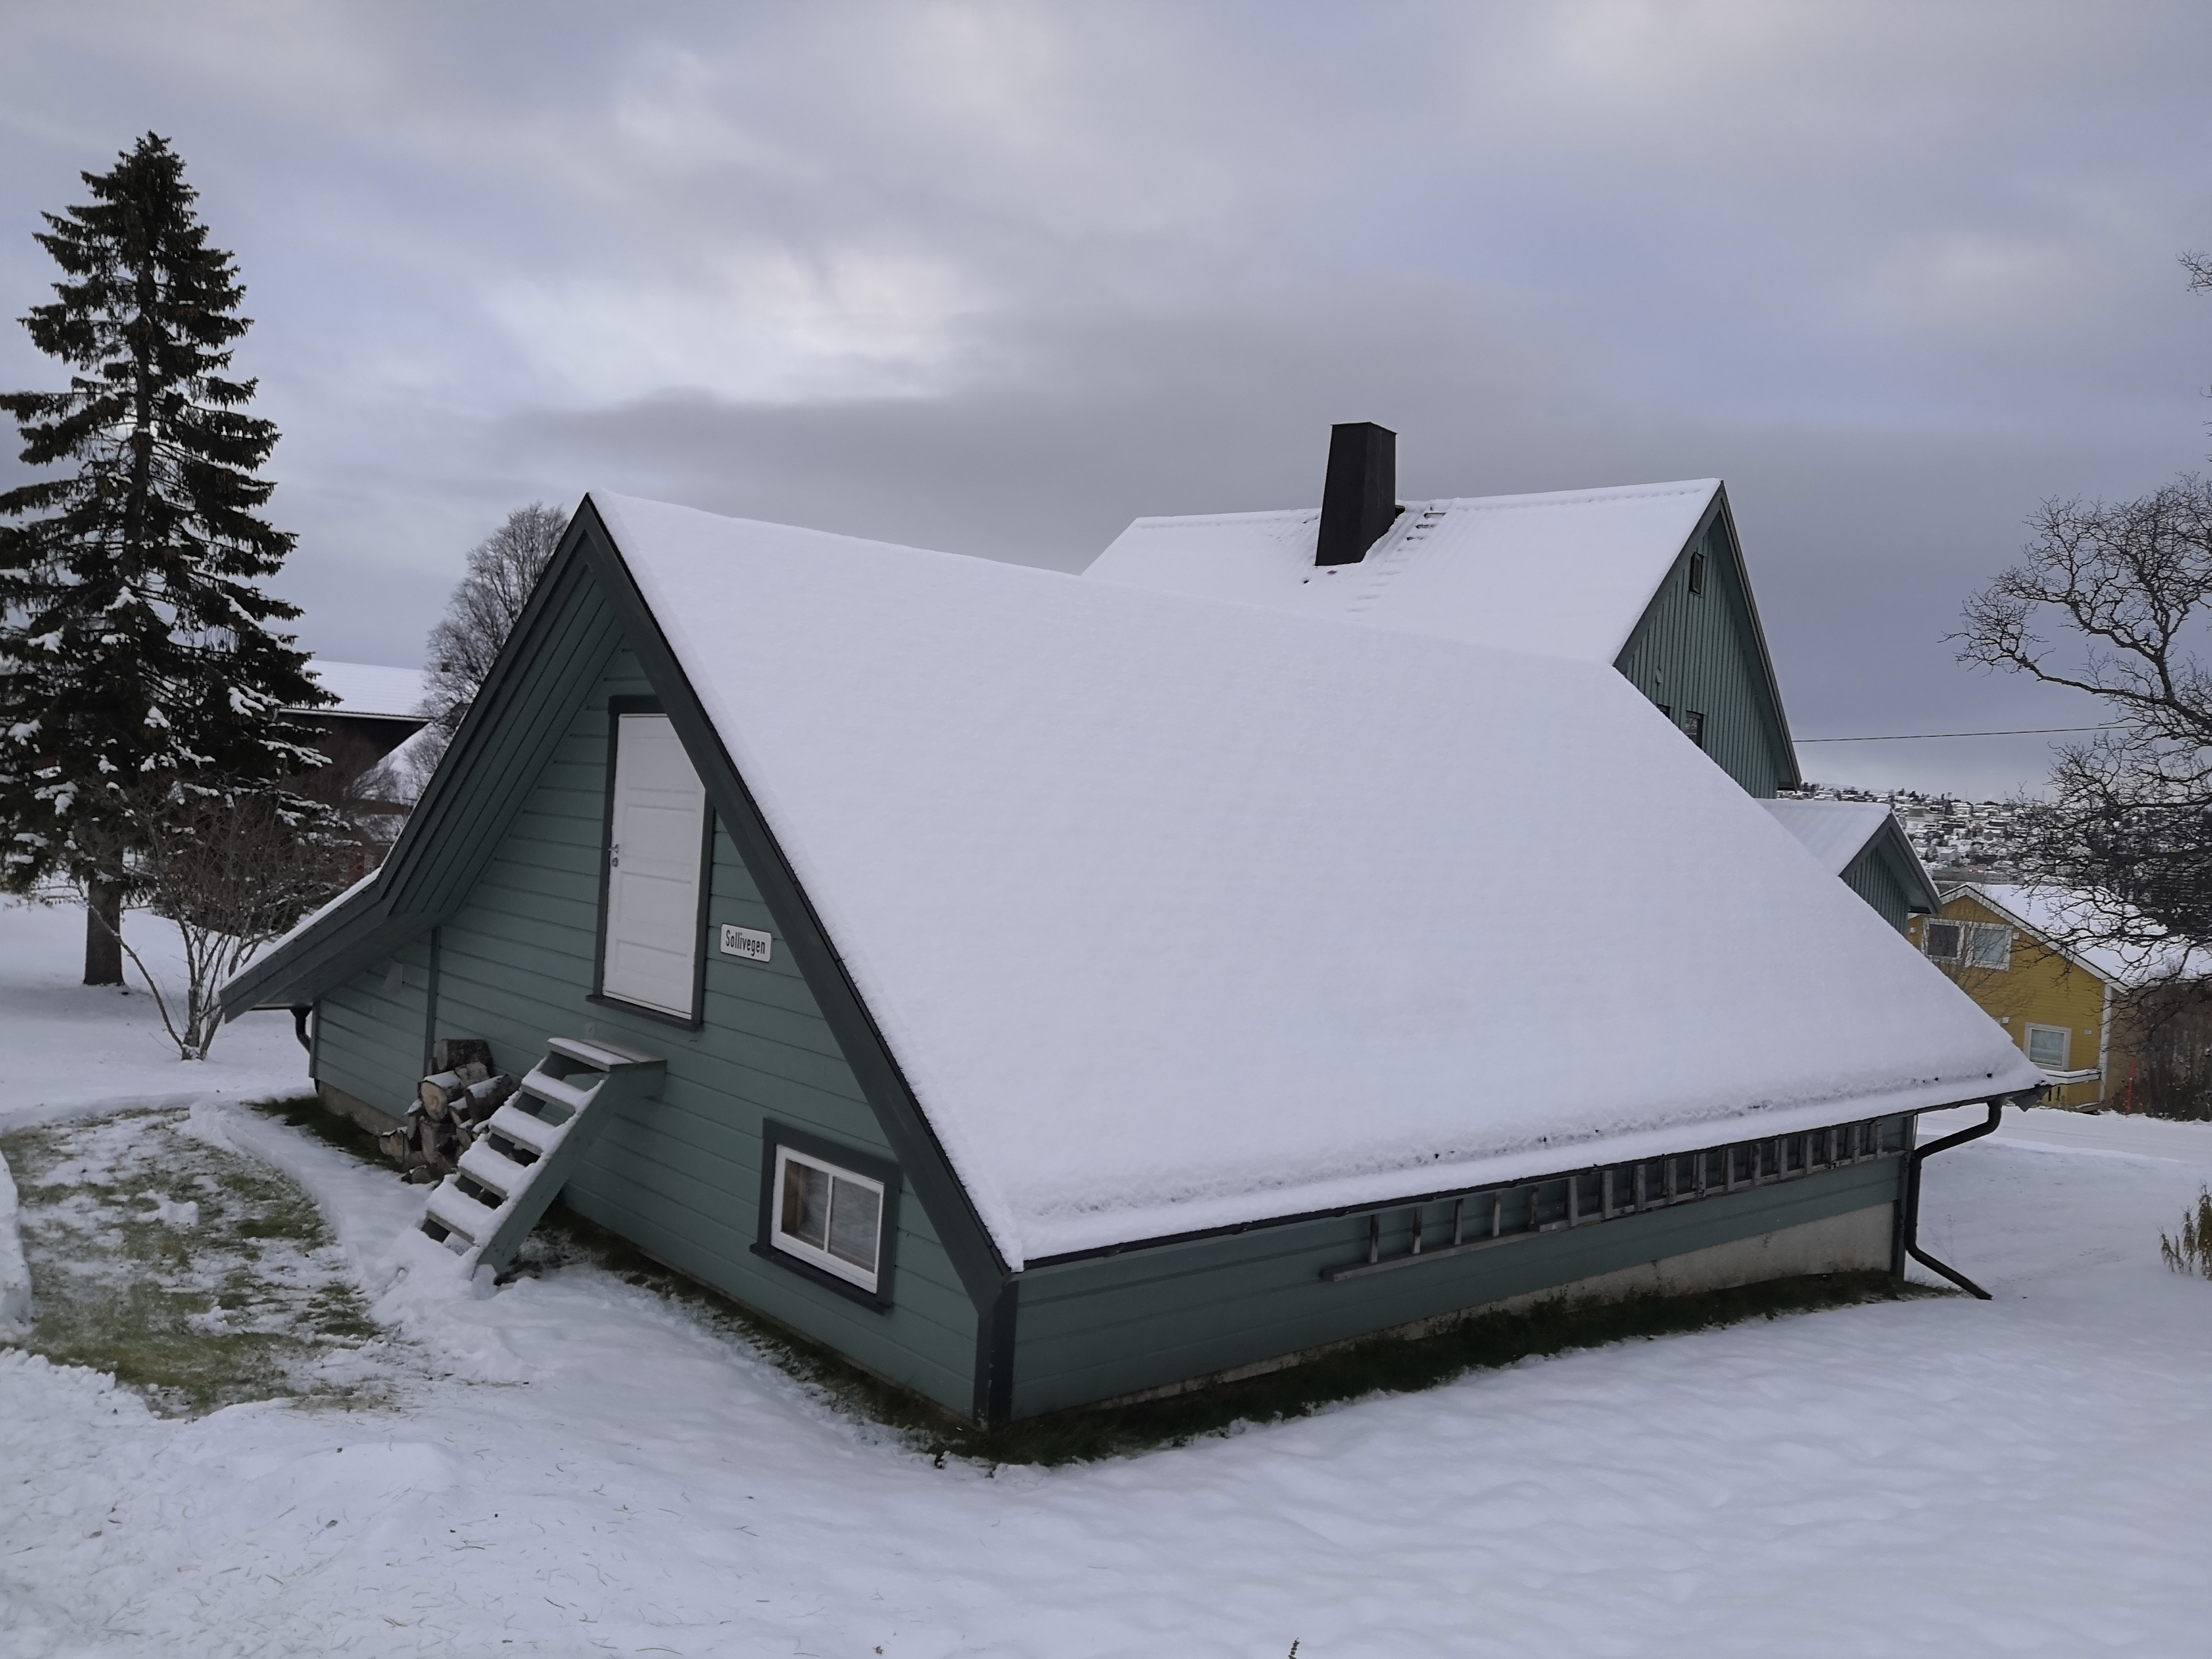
[
  {"xmin": 771, "ymin": 1145, "xmax": 885, "ymax": 1292},
  {"xmin": 2025, "ymin": 1024, "xmax": 2071, "ymax": 1070},
  {"xmin": 1923, "ymin": 918, "xmax": 2011, "ymax": 970}
]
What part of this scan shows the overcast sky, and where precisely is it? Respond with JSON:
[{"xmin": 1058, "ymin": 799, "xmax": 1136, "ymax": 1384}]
[{"xmin": 3, "ymin": 1, "xmax": 2207, "ymax": 795}]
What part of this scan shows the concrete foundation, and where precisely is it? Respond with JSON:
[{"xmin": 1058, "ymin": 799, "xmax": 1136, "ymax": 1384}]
[
  {"xmin": 318, "ymin": 1081, "xmax": 403, "ymax": 1138},
  {"xmin": 1094, "ymin": 1201, "xmax": 1898, "ymax": 1410}
]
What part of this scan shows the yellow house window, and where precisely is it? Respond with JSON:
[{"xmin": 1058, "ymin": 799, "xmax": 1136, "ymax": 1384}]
[
  {"xmin": 1924, "ymin": 919, "xmax": 2010, "ymax": 970},
  {"xmin": 2025, "ymin": 1024, "xmax": 2070, "ymax": 1069}
]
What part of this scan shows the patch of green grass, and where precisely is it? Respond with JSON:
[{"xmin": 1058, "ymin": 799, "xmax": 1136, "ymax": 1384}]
[
  {"xmin": 505, "ymin": 1202, "xmax": 1941, "ymax": 1467},
  {"xmin": 1, "ymin": 1108, "xmax": 404, "ymax": 1417}
]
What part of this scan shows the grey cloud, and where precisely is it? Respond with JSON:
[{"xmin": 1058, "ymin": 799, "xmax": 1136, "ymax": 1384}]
[{"xmin": 0, "ymin": 0, "xmax": 2208, "ymax": 799}]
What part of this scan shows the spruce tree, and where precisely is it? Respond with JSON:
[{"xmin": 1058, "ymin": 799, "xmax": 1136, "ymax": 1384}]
[{"xmin": 0, "ymin": 133, "xmax": 328, "ymax": 984}]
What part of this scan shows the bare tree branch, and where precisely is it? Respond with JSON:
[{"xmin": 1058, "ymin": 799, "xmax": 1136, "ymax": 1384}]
[
  {"xmin": 417, "ymin": 503, "xmax": 565, "ymax": 766},
  {"xmin": 108, "ymin": 783, "xmax": 354, "ymax": 1059},
  {"xmin": 1955, "ymin": 475, "xmax": 2212, "ymax": 964}
]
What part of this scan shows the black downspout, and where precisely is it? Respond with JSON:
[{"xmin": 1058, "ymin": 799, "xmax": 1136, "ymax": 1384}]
[
  {"xmin": 1897, "ymin": 1093, "xmax": 2033, "ymax": 1299},
  {"xmin": 289, "ymin": 1004, "xmax": 313, "ymax": 1054}
]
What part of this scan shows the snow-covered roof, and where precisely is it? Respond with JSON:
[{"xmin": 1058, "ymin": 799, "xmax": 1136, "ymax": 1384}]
[
  {"xmin": 1758, "ymin": 799, "xmax": 1894, "ymax": 876},
  {"xmin": 591, "ymin": 493, "xmax": 2039, "ymax": 1267},
  {"xmin": 1081, "ymin": 479, "xmax": 1721, "ymax": 663},
  {"xmin": 291, "ymin": 661, "xmax": 430, "ymax": 722},
  {"xmin": 1959, "ymin": 884, "xmax": 2206, "ymax": 989}
]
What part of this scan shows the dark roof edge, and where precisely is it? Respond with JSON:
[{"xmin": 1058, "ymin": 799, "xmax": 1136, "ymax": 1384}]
[
  {"xmin": 1708, "ymin": 484, "xmax": 1802, "ymax": 792},
  {"xmin": 1875, "ymin": 811, "xmax": 1944, "ymax": 915},
  {"xmin": 572, "ymin": 500, "xmax": 1015, "ymax": 1328},
  {"xmin": 1025, "ymin": 1090, "xmax": 1995, "ymax": 1270},
  {"xmin": 218, "ymin": 518, "xmax": 606, "ymax": 1017}
]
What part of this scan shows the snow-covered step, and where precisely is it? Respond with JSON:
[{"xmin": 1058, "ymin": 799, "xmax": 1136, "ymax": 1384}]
[{"xmin": 413, "ymin": 1036, "xmax": 665, "ymax": 1276}]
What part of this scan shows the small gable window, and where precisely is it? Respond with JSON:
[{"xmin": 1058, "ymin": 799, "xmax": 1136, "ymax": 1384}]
[
  {"xmin": 772, "ymin": 1144, "xmax": 886, "ymax": 1292},
  {"xmin": 1688, "ymin": 551, "xmax": 1707, "ymax": 596}
]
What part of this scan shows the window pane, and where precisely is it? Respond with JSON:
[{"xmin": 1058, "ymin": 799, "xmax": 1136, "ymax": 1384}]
[
  {"xmin": 781, "ymin": 1159, "xmax": 830, "ymax": 1250},
  {"xmin": 1966, "ymin": 925, "xmax": 2009, "ymax": 968},
  {"xmin": 1923, "ymin": 922, "xmax": 1962, "ymax": 961},
  {"xmin": 828, "ymin": 1176, "xmax": 881, "ymax": 1272},
  {"xmin": 1684, "ymin": 710, "xmax": 1706, "ymax": 749},
  {"xmin": 2027, "ymin": 1027, "xmax": 2068, "ymax": 1068}
]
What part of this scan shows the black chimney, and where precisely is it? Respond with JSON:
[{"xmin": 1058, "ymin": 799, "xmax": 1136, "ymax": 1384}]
[{"xmin": 1315, "ymin": 421, "xmax": 1398, "ymax": 566}]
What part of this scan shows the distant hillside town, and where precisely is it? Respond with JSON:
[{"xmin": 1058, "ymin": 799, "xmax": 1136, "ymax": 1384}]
[{"xmin": 1781, "ymin": 782, "xmax": 2038, "ymax": 883}]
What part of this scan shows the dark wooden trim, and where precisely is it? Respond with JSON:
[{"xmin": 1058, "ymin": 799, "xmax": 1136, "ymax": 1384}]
[
  {"xmin": 589, "ymin": 693, "xmax": 709, "ymax": 1028},
  {"xmin": 751, "ymin": 1120, "xmax": 902, "ymax": 1312},
  {"xmin": 973, "ymin": 1278, "xmax": 1020, "ymax": 1426},
  {"xmin": 222, "ymin": 533, "xmax": 617, "ymax": 1015},
  {"xmin": 572, "ymin": 501, "xmax": 1015, "ymax": 1332},
  {"xmin": 1705, "ymin": 486, "xmax": 1801, "ymax": 791},
  {"xmin": 584, "ymin": 991, "xmax": 705, "ymax": 1031},
  {"xmin": 420, "ymin": 927, "xmax": 442, "ymax": 1081}
]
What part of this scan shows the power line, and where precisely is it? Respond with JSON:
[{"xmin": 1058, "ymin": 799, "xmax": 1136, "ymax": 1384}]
[{"xmin": 1796, "ymin": 723, "xmax": 2121, "ymax": 744}]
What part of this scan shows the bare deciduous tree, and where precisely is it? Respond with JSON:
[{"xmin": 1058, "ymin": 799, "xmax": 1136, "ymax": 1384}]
[
  {"xmin": 1955, "ymin": 476, "xmax": 2212, "ymax": 967},
  {"xmin": 418, "ymin": 504, "xmax": 565, "ymax": 764},
  {"xmin": 98, "ymin": 785, "xmax": 354, "ymax": 1060}
]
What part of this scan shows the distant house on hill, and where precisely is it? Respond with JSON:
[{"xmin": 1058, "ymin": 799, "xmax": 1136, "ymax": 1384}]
[
  {"xmin": 1083, "ymin": 422, "xmax": 1802, "ymax": 801},
  {"xmin": 1759, "ymin": 799, "xmax": 1941, "ymax": 934},
  {"xmin": 223, "ymin": 493, "xmax": 2039, "ymax": 1427}
]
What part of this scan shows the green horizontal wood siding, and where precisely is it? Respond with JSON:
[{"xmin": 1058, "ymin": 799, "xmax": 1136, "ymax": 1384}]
[
  {"xmin": 1010, "ymin": 1148, "xmax": 1901, "ymax": 1419},
  {"xmin": 313, "ymin": 934, "xmax": 433, "ymax": 1119},
  {"xmin": 312, "ymin": 643, "xmax": 977, "ymax": 1414},
  {"xmin": 1614, "ymin": 516, "xmax": 1794, "ymax": 799}
]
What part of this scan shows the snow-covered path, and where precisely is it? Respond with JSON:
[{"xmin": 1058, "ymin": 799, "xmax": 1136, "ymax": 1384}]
[{"xmin": 6, "ymin": 1100, "xmax": 2210, "ymax": 1657}]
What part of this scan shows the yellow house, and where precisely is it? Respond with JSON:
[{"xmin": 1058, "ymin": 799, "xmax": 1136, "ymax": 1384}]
[{"xmin": 1904, "ymin": 885, "xmax": 2113, "ymax": 1108}]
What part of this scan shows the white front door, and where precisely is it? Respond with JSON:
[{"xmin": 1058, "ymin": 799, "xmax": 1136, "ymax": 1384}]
[{"xmin": 601, "ymin": 712, "xmax": 707, "ymax": 1017}]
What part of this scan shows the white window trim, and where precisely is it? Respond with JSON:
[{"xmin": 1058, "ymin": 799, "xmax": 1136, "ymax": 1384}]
[
  {"xmin": 1924, "ymin": 918, "xmax": 2010, "ymax": 971},
  {"xmin": 2024, "ymin": 1023, "xmax": 2071, "ymax": 1070},
  {"xmin": 770, "ymin": 1145, "xmax": 884, "ymax": 1293}
]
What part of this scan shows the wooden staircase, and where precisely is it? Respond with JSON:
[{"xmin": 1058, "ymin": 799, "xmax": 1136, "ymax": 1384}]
[{"xmin": 416, "ymin": 1035, "xmax": 665, "ymax": 1276}]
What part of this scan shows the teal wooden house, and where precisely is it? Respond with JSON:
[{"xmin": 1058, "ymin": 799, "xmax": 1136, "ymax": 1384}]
[
  {"xmin": 1084, "ymin": 423, "xmax": 1802, "ymax": 799},
  {"xmin": 1086, "ymin": 424, "xmax": 1938, "ymax": 932},
  {"xmin": 225, "ymin": 488, "xmax": 2039, "ymax": 1427}
]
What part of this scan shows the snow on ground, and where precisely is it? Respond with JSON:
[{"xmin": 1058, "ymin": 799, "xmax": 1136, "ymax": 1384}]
[
  {"xmin": 0, "ymin": 899, "xmax": 311, "ymax": 1126},
  {"xmin": 3, "ymin": 1093, "xmax": 2211, "ymax": 1655}
]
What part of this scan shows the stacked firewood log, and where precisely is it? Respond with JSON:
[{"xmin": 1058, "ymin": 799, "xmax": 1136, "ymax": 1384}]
[{"xmin": 378, "ymin": 1037, "xmax": 518, "ymax": 1183}]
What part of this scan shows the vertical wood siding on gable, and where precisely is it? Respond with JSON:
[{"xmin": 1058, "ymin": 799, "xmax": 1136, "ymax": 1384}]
[
  {"xmin": 1010, "ymin": 1147, "xmax": 1903, "ymax": 1418},
  {"xmin": 312, "ymin": 645, "xmax": 977, "ymax": 1414},
  {"xmin": 1613, "ymin": 525, "xmax": 1790, "ymax": 799},
  {"xmin": 1841, "ymin": 843, "xmax": 1916, "ymax": 933}
]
